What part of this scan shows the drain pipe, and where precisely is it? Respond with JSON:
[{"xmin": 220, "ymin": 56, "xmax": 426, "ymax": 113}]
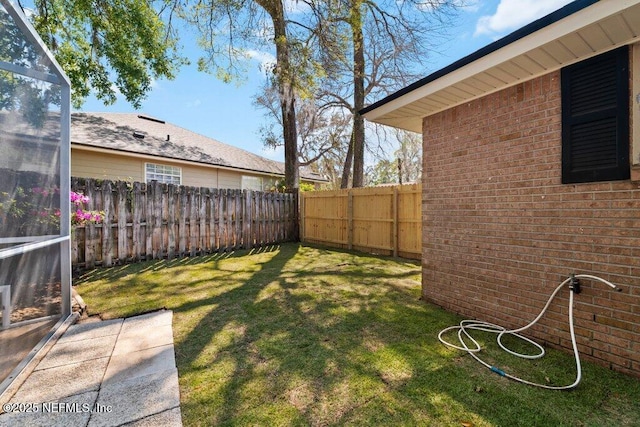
[{"xmin": 438, "ymin": 274, "xmax": 621, "ymax": 390}]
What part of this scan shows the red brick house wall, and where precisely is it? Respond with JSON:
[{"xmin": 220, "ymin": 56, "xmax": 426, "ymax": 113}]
[{"xmin": 422, "ymin": 71, "xmax": 640, "ymax": 376}]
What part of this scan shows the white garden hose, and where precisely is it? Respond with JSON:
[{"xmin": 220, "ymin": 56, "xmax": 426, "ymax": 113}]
[{"xmin": 437, "ymin": 274, "xmax": 621, "ymax": 390}]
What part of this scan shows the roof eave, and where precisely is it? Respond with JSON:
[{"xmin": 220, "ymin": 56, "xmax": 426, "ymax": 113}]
[
  {"xmin": 362, "ymin": 0, "xmax": 640, "ymax": 133},
  {"xmin": 71, "ymin": 142, "xmax": 328, "ymax": 182}
]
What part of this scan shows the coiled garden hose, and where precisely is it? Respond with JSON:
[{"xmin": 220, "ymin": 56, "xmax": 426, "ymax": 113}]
[{"xmin": 437, "ymin": 274, "xmax": 621, "ymax": 390}]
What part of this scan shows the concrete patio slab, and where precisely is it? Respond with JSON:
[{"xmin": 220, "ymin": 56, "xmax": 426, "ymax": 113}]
[
  {"xmin": 9, "ymin": 357, "xmax": 109, "ymax": 402},
  {"xmin": 103, "ymin": 344, "xmax": 176, "ymax": 386},
  {"xmin": 122, "ymin": 407, "xmax": 182, "ymax": 426},
  {"xmin": 0, "ymin": 390, "xmax": 98, "ymax": 427},
  {"xmin": 112, "ymin": 324, "xmax": 174, "ymax": 356},
  {"xmin": 57, "ymin": 318, "xmax": 123, "ymax": 344},
  {"xmin": 37, "ymin": 334, "xmax": 118, "ymax": 370},
  {"xmin": 89, "ymin": 369, "xmax": 181, "ymax": 427},
  {"xmin": 0, "ymin": 310, "xmax": 182, "ymax": 427}
]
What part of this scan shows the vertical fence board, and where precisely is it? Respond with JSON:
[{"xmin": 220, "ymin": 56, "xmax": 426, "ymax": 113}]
[
  {"xmin": 161, "ymin": 184, "xmax": 168, "ymax": 258},
  {"xmin": 211, "ymin": 189, "xmax": 219, "ymax": 251},
  {"xmin": 145, "ymin": 183, "xmax": 153, "ymax": 260},
  {"xmin": 167, "ymin": 184, "xmax": 176, "ymax": 259},
  {"xmin": 218, "ymin": 189, "xmax": 226, "ymax": 250},
  {"xmin": 70, "ymin": 177, "xmax": 80, "ymax": 265},
  {"xmin": 207, "ymin": 188, "xmax": 216, "ymax": 252},
  {"xmin": 101, "ymin": 181, "xmax": 113, "ymax": 267},
  {"xmin": 84, "ymin": 179, "xmax": 97, "ymax": 268},
  {"xmin": 116, "ymin": 181, "xmax": 128, "ymax": 262},
  {"xmin": 235, "ymin": 190, "xmax": 242, "ymax": 249},
  {"xmin": 188, "ymin": 187, "xmax": 196, "ymax": 256},
  {"xmin": 260, "ymin": 192, "xmax": 265, "ymax": 243},
  {"xmin": 132, "ymin": 182, "xmax": 143, "ymax": 261},
  {"xmin": 151, "ymin": 181, "xmax": 163, "ymax": 259},
  {"xmin": 243, "ymin": 190, "xmax": 250, "ymax": 249},
  {"xmin": 199, "ymin": 187, "xmax": 207, "ymax": 253},
  {"xmin": 178, "ymin": 186, "xmax": 187, "ymax": 257}
]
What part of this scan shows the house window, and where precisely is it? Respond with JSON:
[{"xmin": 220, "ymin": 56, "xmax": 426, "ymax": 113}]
[
  {"xmin": 561, "ymin": 46, "xmax": 630, "ymax": 184},
  {"xmin": 241, "ymin": 175, "xmax": 263, "ymax": 191},
  {"xmin": 145, "ymin": 163, "xmax": 181, "ymax": 185}
]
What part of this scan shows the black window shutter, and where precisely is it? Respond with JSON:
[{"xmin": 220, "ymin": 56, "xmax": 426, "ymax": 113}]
[{"xmin": 561, "ymin": 46, "xmax": 630, "ymax": 184}]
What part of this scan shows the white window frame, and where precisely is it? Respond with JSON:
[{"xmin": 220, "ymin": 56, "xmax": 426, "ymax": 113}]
[
  {"xmin": 241, "ymin": 175, "xmax": 263, "ymax": 191},
  {"xmin": 145, "ymin": 162, "xmax": 182, "ymax": 185}
]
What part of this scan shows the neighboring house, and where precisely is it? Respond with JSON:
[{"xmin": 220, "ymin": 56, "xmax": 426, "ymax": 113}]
[
  {"xmin": 71, "ymin": 112, "xmax": 328, "ymax": 190},
  {"xmin": 363, "ymin": 0, "xmax": 640, "ymax": 377}
]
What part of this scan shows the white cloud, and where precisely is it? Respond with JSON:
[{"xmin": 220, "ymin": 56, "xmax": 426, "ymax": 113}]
[{"xmin": 474, "ymin": 0, "xmax": 573, "ymax": 37}]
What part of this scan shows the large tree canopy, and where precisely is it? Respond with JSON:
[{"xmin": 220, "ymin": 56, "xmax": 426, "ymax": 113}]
[
  {"xmin": 187, "ymin": 0, "xmax": 325, "ymax": 191},
  {"xmin": 13, "ymin": 0, "xmax": 463, "ymax": 189},
  {"xmin": 21, "ymin": 0, "xmax": 185, "ymax": 108},
  {"xmin": 311, "ymin": 0, "xmax": 461, "ymax": 187}
]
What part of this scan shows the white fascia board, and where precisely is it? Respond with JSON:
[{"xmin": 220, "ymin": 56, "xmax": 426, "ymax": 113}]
[{"xmin": 363, "ymin": 0, "xmax": 639, "ymax": 122}]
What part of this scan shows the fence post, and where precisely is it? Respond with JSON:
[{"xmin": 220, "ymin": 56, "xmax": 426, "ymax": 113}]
[
  {"xmin": 178, "ymin": 186, "xmax": 187, "ymax": 257},
  {"xmin": 145, "ymin": 182, "xmax": 153, "ymax": 260},
  {"xmin": 347, "ymin": 190, "xmax": 353, "ymax": 250},
  {"xmin": 132, "ymin": 182, "xmax": 142, "ymax": 261},
  {"xmin": 393, "ymin": 186, "xmax": 399, "ymax": 258},
  {"xmin": 84, "ymin": 179, "xmax": 96, "ymax": 268},
  {"xmin": 151, "ymin": 181, "xmax": 163, "ymax": 259},
  {"xmin": 199, "ymin": 187, "xmax": 208, "ymax": 253},
  {"xmin": 167, "ymin": 184, "xmax": 176, "ymax": 259},
  {"xmin": 189, "ymin": 187, "xmax": 197, "ymax": 256},
  {"xmin": 101, "ymin": 180, "xmax": 113, "ymax": 267},
  {"xmin": 211, "ymin": 189, "xmax": 219, "ymax": 251},
  {"xmin": 235, "ymin": 190, "xmax": 242, "ymax": 249},
  {"xmin": 299, "ymin": 192, "xmax": 305, "ymax": 243},
  {"xmin": 116, "ymin": 181, "xmax": 128, "ymax": 263},
  {"xmin": 219, "ymin": 189, "xmax": 227, "ymax": 250},
  {"xmin": 70, "ymin": 177, "xmax": 79, "ymax": 265},
  {"xmin": 242, "ymin": 190, "xmax": 248, "ymax": 249},
  {"xmin": 208, "ymin": 188, "xmax": 216, "ymax": 251}
]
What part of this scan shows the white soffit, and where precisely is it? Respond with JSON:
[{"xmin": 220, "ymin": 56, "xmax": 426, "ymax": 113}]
[{"xmin": 363, "ymin": 0, "xmax": 640, "ymax": 133}]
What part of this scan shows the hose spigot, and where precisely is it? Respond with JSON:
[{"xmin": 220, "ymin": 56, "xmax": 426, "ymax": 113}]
[{"xmin": 569, "ymin": 274, "xmax": 581, "ymax": 294}]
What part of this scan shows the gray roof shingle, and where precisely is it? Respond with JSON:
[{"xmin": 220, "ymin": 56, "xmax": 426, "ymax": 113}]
[{"xmin": 71, "ymin": 112, "xmax": 327, "ymax": 182}]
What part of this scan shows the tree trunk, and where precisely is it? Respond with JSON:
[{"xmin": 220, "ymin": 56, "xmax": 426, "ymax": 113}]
[
  {"xmin": 256, "ymin": 0, "xmax": 299, "ymax": 191},
  {"xmin": 351, "ymin": 0, "xmax": 365, "ymax": 188},
  {"xmin": 340, "ymin": 129, "xmax": 354, "ymax": 188}
]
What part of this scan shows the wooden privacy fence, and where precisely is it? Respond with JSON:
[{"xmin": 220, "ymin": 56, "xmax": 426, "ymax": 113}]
[
  {"xmin": 300, "ymin": 183, "xmax": 421, "ymax": 259},
  {"xmin": 71, "ymin": 178, "xmax": 299, "ymax": 269}
]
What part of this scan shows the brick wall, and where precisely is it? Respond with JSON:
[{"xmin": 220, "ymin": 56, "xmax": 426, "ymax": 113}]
[{"xmin": 422, "ymin": 71, "xmax": 640, "ymax": 376}]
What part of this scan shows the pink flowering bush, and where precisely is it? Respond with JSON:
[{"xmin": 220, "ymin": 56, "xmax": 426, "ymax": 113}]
[
  {"xmin": 0, "ymin": 187, "xmax": 103, "ymax": 235},
  {"xmin": 70, "ymin": 191, "xmax": 104, "ymax": 226}
]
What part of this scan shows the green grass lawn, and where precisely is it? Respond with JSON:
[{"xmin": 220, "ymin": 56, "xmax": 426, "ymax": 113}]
[{"xmin": 75, "ymin": 243, "xmax": 640, "ymax": 426}]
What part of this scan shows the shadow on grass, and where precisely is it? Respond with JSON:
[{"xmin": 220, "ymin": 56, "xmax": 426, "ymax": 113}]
[{"xmin": 77, "ymin": 243, "xmax": 640, "ymax": 426}]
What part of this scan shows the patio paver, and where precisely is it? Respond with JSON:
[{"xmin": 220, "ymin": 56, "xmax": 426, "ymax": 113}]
[{"xmin": 0, "ymin": 310, "xmax": 182, "ymax": 427}]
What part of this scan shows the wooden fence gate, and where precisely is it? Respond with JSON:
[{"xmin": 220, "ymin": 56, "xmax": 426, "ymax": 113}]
[
  {"xmin": 71, "ymin": 178, "xmax": 298, "ymax": 269},
  {"xmin": 300, "ymin": 184, "xmax": 421, "ymax": 259}
]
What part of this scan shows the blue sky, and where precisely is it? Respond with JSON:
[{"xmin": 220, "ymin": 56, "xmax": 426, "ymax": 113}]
[{"xmin": 76, "ymin": 0, "xmax": 573, "ymax": 162}]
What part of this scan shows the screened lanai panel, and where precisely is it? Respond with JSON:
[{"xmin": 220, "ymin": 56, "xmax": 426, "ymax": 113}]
[
  {"xmin": 0, "ymin": 105, "xmax": 61, "ymax": 242},
  {"xmin": 0, "ymin": 2, "xmax": 58, "ymax": 76},
  {"xmin": 0, "ymin": 0, "xmax": 70, "ymax": 396},
  {"xmin": 0, "ymin": 4, "xmax": 62, "ymax": 245},
  {"xmin": 0, "ymin": 243, "xmax": 62, "ymax": 382}
]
